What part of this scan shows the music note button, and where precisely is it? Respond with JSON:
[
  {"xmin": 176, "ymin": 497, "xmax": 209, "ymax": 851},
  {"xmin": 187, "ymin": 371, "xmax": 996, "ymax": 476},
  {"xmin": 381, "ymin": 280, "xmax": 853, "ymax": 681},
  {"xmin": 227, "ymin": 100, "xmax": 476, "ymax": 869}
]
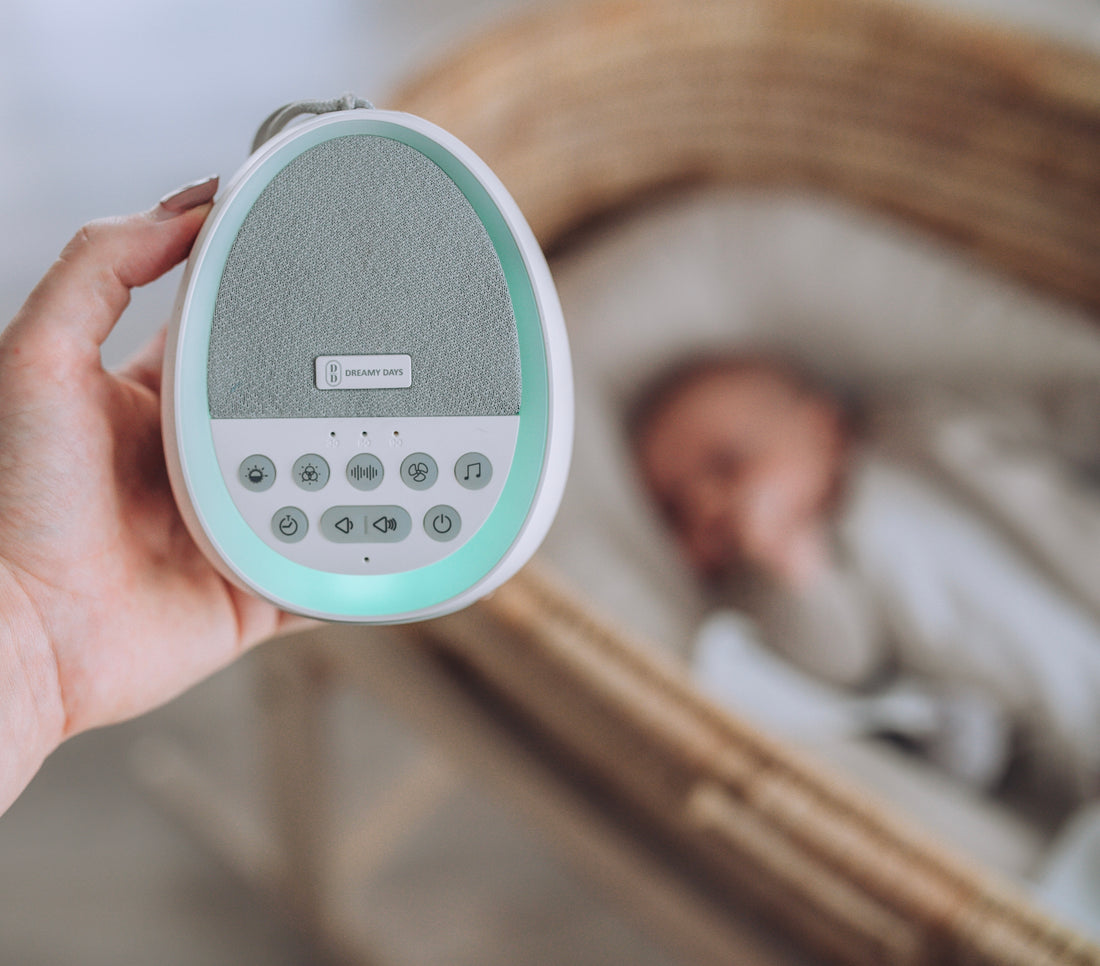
[{"xmin": 455, "ymin": 452, "xmax": 492, "ymax": 490}]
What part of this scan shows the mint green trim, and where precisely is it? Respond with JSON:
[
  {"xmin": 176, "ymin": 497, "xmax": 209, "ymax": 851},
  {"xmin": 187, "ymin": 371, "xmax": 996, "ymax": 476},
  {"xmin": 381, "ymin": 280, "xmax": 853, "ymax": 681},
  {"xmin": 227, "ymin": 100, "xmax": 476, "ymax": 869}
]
[{"xmin": 177, "ymin": 117, "xmax": 548, "ymax": 618}]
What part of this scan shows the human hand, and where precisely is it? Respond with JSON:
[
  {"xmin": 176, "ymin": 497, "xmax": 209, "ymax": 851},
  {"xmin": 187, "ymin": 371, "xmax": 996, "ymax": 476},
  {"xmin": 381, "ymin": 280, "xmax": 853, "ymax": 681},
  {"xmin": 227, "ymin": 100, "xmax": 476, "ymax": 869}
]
[{"xmin": 0, "ymin": 179, "xmax": 306, "ymax": 813}]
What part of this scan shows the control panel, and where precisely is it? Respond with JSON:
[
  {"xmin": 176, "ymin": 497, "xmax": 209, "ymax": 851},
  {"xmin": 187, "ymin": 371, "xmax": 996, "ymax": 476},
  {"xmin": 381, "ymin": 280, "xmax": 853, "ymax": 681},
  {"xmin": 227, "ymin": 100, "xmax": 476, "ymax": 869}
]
[{"xmin": 212, "ymin": 415, "xmax": 518, "ymax": 574}]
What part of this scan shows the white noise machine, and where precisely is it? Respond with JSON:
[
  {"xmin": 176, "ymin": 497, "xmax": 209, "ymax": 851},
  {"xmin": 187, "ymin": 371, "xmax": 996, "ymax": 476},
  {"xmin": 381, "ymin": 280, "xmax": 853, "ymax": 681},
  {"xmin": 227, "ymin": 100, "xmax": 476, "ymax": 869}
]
[{"xmin": 163, "ymin": 96, "xmax": 573, "ymax": 623}]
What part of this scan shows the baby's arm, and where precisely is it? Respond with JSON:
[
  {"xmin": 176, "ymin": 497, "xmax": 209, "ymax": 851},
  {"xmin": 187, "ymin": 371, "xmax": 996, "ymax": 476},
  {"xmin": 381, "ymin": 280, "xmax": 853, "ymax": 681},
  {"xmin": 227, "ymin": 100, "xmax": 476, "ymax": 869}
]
[
  {"xmin": 737, "ymin": 565, "xmax": 888, "ymax": 690},
  {"xmin": 848, "ymin": 457, "xmax": 1100, "ymax": 799}
]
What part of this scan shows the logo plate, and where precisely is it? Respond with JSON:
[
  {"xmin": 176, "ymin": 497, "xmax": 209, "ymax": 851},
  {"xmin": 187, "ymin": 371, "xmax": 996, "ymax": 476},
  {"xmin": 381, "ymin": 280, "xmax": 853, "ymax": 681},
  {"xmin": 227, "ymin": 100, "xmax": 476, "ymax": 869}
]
[{"xmin": 315, "ymin": 355, "xmax": 412, "ymax": 390}]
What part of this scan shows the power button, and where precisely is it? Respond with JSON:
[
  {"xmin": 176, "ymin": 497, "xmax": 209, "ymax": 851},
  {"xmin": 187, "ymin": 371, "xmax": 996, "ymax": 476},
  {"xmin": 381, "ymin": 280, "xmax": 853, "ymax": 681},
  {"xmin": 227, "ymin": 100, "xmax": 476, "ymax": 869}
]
[{"xmin": 424, "ymin": 505, "xmax": 461, "ymax": 542}]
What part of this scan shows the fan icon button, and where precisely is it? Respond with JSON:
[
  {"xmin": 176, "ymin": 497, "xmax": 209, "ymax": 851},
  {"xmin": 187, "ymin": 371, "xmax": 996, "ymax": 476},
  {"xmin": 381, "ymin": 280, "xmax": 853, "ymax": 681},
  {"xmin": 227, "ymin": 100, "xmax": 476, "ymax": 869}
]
[{"xmin": 400, "ymin": 453, "xmax": 438, "ymax": 490}]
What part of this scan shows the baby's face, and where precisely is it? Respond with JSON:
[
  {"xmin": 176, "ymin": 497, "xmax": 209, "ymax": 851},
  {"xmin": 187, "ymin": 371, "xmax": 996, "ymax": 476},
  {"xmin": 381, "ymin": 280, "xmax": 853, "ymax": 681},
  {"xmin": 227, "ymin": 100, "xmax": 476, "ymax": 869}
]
[{"xmin": 635, "ymin": 366, "xmax": 846, "ymax": 586}]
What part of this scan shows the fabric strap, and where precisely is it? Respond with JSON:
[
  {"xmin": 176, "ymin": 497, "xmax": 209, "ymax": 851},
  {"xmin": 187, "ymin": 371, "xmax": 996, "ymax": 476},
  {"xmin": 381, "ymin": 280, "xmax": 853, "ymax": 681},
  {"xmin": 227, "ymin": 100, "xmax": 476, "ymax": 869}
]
[{"xmin": 251, "ymin": 93, "xmax": 375, "ymax": 152}]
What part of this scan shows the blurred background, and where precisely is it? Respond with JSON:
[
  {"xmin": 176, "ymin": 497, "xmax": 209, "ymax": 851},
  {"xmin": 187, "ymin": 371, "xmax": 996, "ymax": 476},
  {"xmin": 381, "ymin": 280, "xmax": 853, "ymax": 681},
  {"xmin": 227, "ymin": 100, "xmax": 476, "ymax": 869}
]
[
  {"xmin": 2, "ymin": 0, "xmax": 1100, "ymax": 964},
  {"xmin": 2, "ymin": 0, "xmax": 1098, "ymax": 370}
]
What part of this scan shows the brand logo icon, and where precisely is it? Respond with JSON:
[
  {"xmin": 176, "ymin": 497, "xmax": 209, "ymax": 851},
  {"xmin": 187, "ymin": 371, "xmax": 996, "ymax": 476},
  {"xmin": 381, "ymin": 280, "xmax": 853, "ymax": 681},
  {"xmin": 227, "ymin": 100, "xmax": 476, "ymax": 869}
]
[{"xmin": 316, "ymin": 354, "xmax": 412, "ymax": 391}]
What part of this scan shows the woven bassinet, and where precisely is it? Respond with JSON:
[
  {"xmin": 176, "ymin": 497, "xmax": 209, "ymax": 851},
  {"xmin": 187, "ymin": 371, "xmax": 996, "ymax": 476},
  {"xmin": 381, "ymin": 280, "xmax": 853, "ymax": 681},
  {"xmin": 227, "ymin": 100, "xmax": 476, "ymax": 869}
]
[
  {"xmin": 396, "ymin": 0, "xmax": 1099, "ymax": 313},
  {"xmin": 295, "ymin": 1, "xmax": 1100, "ymax": 964}
]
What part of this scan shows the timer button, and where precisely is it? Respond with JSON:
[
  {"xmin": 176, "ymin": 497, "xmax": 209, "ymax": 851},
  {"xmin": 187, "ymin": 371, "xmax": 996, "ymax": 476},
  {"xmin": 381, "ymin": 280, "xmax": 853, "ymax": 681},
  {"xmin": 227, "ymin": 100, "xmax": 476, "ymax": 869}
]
[{"xmin": 272, "ymin": 506, "xmax": 308, "ymax": 543}]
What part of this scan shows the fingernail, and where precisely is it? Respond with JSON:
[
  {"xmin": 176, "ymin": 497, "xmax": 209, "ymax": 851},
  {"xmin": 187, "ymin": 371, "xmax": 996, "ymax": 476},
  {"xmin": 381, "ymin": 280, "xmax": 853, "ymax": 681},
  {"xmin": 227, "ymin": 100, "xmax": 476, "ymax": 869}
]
[{"xmin": 152, "ymin": 175, "xmax": 219, "ymax": 220}]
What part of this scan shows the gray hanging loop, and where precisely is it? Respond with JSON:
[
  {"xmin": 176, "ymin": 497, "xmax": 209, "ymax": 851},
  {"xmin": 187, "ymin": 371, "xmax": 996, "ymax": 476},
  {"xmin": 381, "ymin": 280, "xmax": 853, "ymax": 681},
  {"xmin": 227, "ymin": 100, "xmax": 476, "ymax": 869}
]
[{"xmin": 251, "ymin": 93, "xmax": 375, "ymax": 153}]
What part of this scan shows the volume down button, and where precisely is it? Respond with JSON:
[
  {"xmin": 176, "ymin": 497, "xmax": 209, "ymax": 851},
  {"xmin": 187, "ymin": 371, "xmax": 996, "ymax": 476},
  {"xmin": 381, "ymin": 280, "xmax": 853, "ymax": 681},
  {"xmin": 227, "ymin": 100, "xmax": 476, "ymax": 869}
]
[{"xmin": 320, "ymin": 506, "xmax": 412, "ymax": 543}]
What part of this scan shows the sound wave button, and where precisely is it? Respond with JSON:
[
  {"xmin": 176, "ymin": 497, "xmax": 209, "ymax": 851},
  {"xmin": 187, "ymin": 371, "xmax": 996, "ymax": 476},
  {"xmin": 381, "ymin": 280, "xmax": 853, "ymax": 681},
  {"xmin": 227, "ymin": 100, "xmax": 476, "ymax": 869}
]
[
  {"xmin": 346, "ymin": 454, "xmax": 384, "ymax": 491},
  {"xmin": 321, "ymin": 506, "xmax": 411, "ymax": 543}
]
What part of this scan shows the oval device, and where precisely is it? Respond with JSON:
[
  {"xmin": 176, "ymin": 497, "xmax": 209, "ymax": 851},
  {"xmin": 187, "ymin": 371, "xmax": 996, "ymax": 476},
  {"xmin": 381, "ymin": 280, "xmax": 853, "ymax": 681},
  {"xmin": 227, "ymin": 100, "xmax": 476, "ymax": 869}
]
[{"xmin": 163, "ymin": 105, "xmax": 573, "ymax": 623}]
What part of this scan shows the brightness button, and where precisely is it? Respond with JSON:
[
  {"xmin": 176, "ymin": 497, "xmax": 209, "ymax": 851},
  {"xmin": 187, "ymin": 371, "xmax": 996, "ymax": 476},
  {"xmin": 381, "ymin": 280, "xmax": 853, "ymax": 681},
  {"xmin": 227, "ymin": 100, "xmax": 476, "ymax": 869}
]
[{"xmin": 239, "ymin": 454, "xmax": 275, "ymax": 492}]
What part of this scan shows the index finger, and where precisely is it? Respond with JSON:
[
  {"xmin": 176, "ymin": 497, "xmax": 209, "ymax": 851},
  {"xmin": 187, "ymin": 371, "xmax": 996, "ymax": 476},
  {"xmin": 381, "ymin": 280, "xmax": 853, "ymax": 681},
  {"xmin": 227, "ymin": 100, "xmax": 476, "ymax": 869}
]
[{"xmin": 5, "ymin": 181, "xmax": 217, "ymax": 365}]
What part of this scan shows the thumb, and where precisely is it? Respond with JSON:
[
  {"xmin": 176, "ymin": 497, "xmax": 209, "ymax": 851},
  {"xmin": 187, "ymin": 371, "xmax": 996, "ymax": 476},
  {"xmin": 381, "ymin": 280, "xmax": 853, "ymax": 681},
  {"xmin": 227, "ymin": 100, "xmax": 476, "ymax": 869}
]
[{"xmin": 5, "ymin": 176, "xmax": 218, "ymax": 362}]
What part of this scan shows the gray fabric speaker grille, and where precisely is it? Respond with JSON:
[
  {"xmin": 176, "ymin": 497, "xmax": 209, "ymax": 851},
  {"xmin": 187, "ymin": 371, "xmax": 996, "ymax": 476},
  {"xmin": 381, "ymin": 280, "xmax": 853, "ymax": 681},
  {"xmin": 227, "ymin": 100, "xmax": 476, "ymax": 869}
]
[{"xmin": 207, "ymin": 135, "xmax": 521, "ymax": 419}]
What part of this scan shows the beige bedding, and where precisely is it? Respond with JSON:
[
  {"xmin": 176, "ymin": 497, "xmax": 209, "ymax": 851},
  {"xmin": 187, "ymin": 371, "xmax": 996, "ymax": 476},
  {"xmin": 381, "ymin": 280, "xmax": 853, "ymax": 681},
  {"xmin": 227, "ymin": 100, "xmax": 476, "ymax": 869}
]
[
  {"xmin": 538, "ymin": 186, "xmax": 1100, "ymax": 878},
  {"xmin": 542, "ymin": 186, "xmax": 1100, "ymax": 655}
]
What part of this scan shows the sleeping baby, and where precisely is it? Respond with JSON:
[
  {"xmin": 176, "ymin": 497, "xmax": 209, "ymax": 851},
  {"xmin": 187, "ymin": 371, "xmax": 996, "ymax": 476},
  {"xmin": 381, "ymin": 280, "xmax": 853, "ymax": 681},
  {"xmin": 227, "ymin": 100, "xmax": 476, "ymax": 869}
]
[{"xmin": 628, "ymin": 353, "xmax": 1100, "ymax": 800}]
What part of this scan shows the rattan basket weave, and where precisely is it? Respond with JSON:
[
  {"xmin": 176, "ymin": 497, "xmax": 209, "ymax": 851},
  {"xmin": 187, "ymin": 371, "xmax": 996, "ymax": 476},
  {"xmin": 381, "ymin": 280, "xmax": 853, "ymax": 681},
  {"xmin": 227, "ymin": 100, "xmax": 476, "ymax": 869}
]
[
  {"xmin": 395, "ymin": 0, "xmax": 1099, "ymax": 313},
  {"xmin": 380, "ymin": 0, "xmax": 1100, "ymax": 963}
]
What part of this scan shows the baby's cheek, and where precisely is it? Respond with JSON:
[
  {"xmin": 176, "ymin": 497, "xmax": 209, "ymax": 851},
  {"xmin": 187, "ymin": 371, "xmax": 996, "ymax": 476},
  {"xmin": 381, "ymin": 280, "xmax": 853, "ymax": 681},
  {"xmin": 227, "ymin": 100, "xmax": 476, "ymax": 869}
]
[
  {"xmin": 758, "ymin": 464, "xmax": 824, "ymax": 531},
  {"xmin": 684, "ymin": 524, "xmax": 732, "ymax": 573}
]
